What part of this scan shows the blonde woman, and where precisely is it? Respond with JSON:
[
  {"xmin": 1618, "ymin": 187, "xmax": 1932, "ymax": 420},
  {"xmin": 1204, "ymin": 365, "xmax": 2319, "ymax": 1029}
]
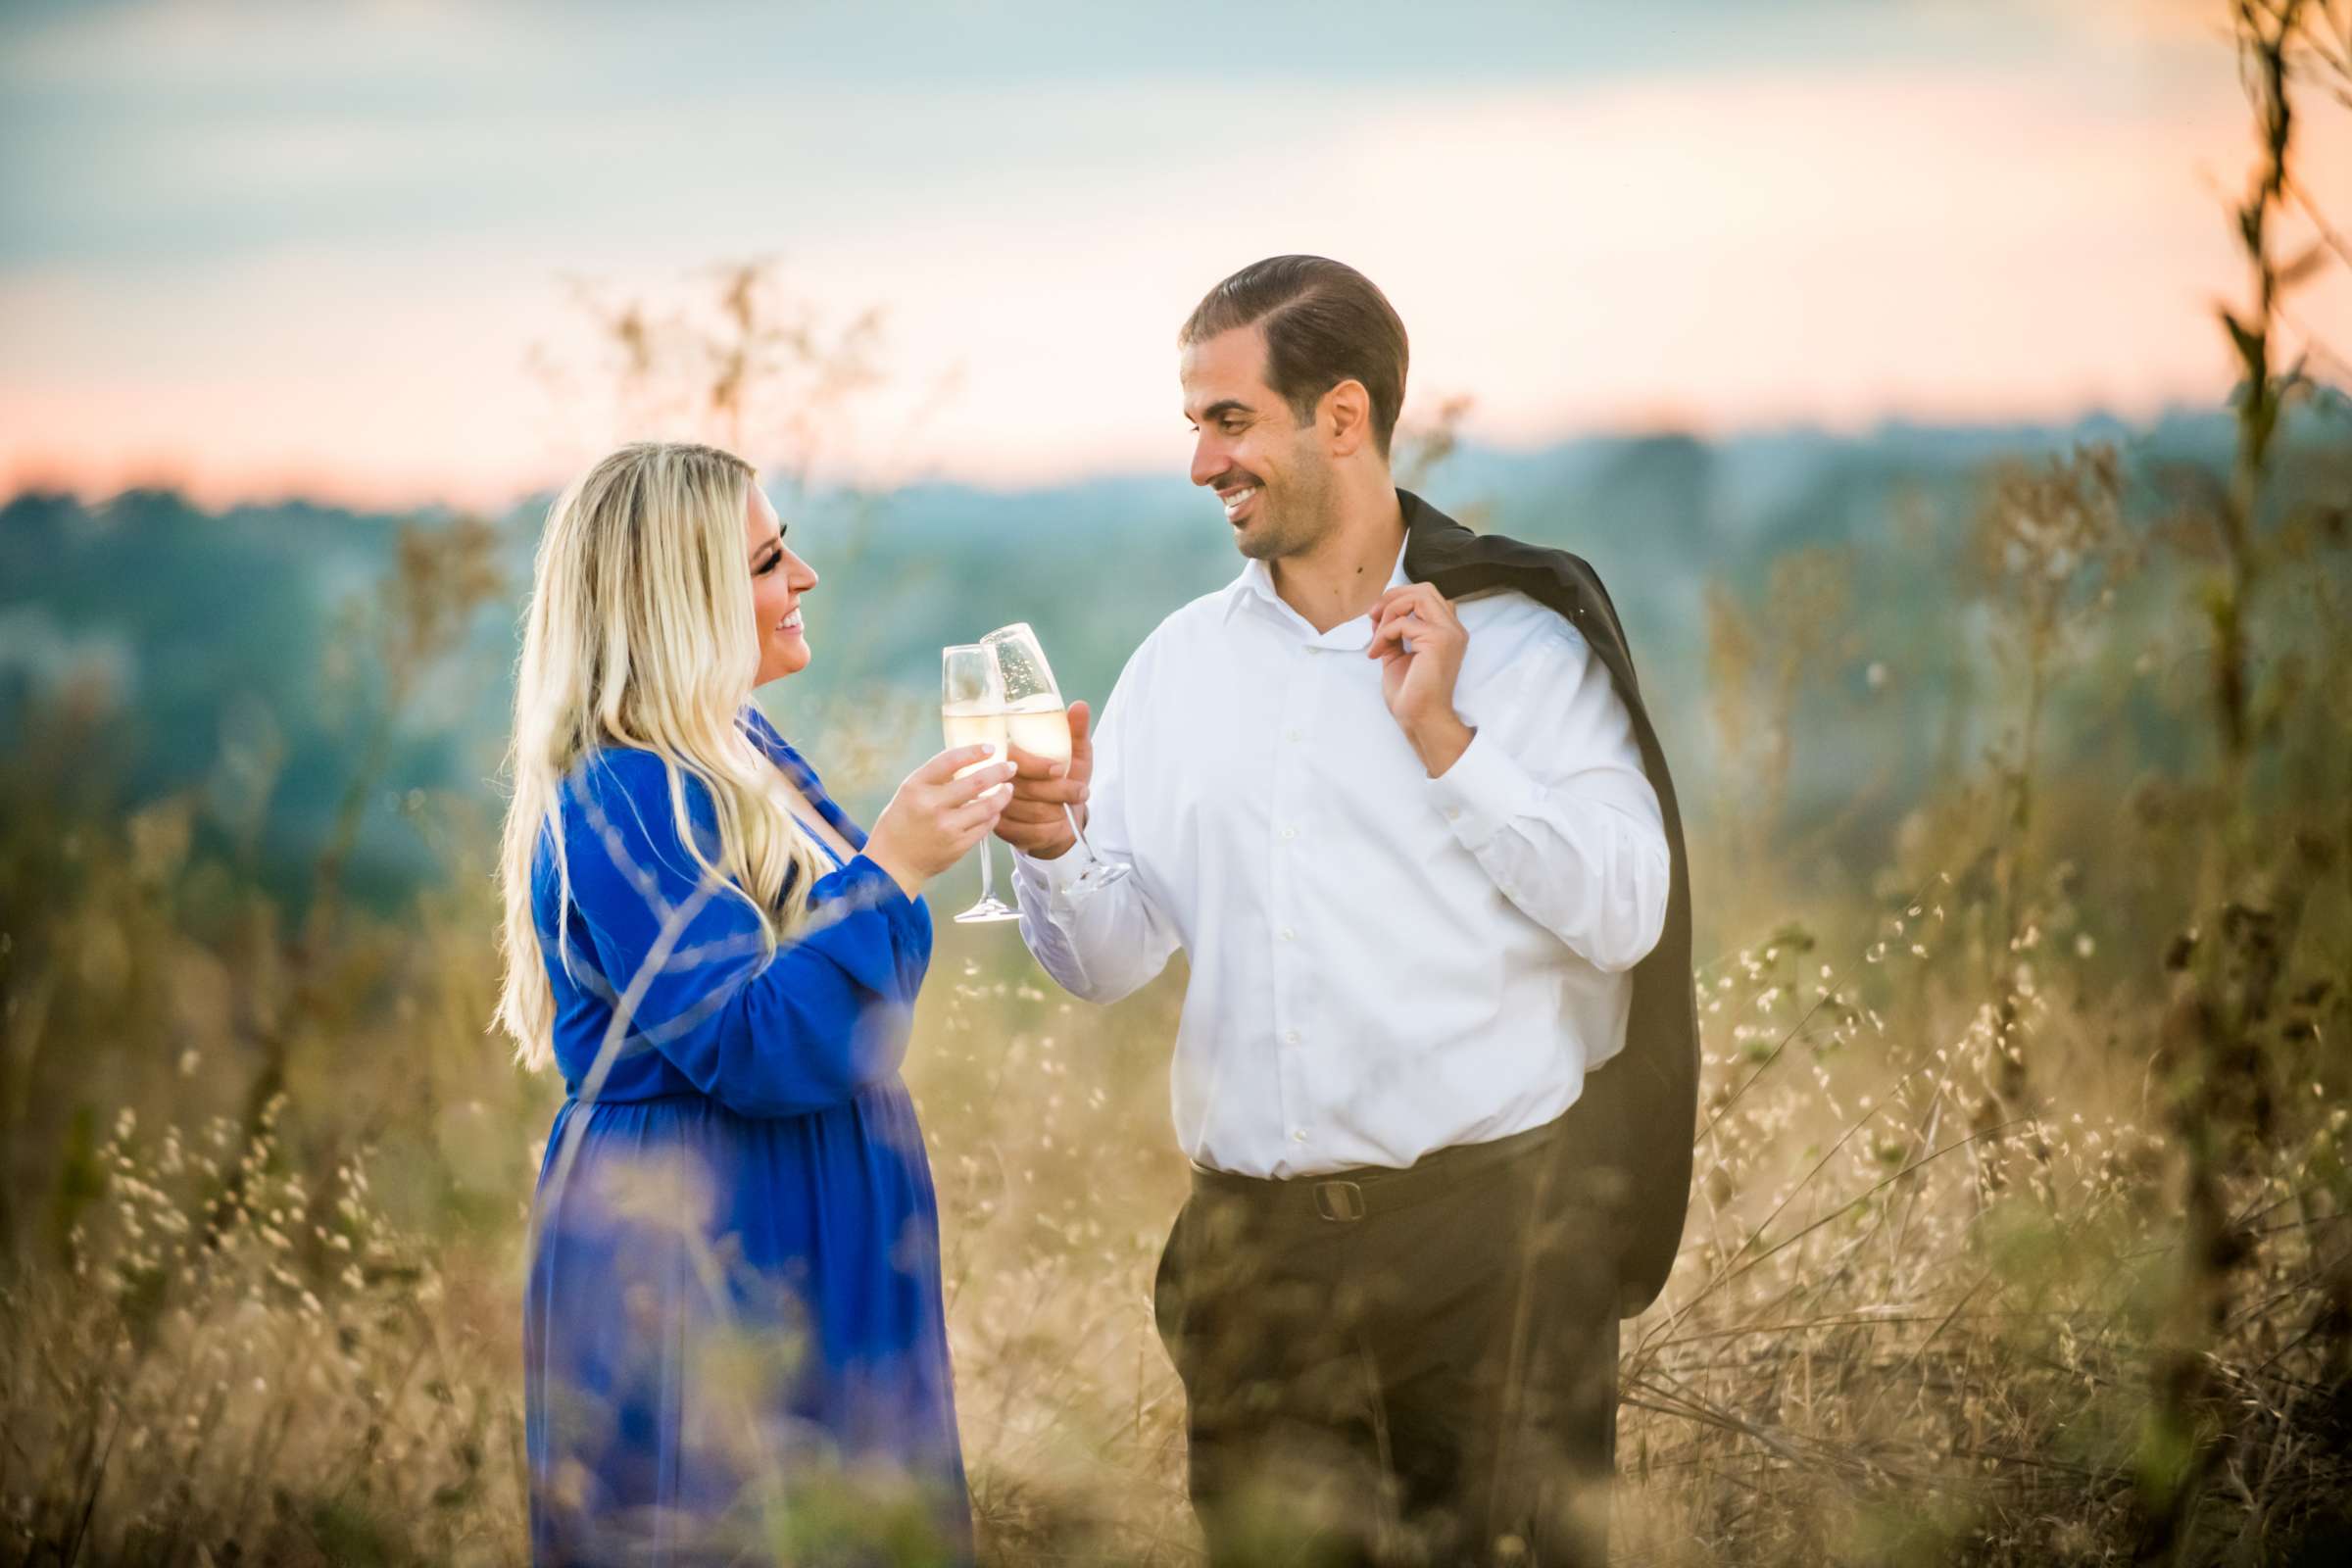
[{"xmin": 495, "ymin": 442, "xmax": 1006, "ymax": 1562}]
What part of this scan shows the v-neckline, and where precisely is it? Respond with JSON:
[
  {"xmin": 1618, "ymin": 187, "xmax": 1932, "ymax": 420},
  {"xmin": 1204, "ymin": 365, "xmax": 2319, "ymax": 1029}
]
[
  {"xmin": 782, "ymin": 787, "xmax": 856, "ymax": 866},
  {"xmin": 741, "ymin": 706, "xmax": 865, "ymax": 867}
]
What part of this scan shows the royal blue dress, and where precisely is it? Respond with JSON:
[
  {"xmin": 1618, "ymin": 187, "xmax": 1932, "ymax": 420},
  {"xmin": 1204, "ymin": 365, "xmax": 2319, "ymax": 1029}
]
[{"xmin": 523, "ymin": 706, "xmax": 969, "ymax": 1565}]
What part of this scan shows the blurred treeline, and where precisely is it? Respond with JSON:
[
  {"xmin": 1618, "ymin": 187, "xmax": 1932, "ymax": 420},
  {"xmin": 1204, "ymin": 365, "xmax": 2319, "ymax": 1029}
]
[{"xmin": 3, "ymin": 408, "xmax": 2340, "ymax": 924}]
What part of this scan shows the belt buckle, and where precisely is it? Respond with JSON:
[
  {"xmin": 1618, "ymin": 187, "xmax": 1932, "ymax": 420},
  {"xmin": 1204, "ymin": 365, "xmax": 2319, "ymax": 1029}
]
[{"xmin": 1313, "ymin": 1179, "xmax": 1366, "ymax": 1223}]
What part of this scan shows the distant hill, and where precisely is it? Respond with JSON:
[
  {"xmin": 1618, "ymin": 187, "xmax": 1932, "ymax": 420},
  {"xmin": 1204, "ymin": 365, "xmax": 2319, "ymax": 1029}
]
[{"xmin": 3, "ymin": 408, "xmax": 2337, "ymax": 910}]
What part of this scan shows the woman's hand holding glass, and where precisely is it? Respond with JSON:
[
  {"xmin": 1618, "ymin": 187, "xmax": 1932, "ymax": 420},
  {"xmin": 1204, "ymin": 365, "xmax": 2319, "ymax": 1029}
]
[{"xmin": 862, "ymin": 746, "xmax": 1016, "ymax": 901}]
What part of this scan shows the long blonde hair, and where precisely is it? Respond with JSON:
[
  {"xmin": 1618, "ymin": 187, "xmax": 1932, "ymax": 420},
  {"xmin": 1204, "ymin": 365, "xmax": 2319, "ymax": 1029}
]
[{"xmin": 491, "ymin": 441, "xmax": 831, "ymax": 1071}]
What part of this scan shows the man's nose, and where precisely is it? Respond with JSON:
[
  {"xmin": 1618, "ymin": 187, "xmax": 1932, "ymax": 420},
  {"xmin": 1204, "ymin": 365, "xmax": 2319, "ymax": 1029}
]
[{"xmin": 1189, "ymin": 435, "xmax": 1227, "ymax": 488}]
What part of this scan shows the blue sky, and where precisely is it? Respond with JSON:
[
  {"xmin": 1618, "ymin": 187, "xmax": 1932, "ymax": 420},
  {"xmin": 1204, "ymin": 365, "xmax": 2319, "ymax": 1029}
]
[{"xmin": 3, "ymin": 0, "xmax": 2337, "ymax": 507}]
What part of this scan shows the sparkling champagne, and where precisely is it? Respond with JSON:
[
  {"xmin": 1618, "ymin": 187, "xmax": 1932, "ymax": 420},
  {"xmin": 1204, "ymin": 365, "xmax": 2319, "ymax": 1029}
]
[
  {"xmin": 1004, "ymin": 695, "xmax": 1071, "ymax": 765},
  {"xmin": 973, "ymin": 621, "xmax": 1128, "ymax": 891},
  {"xmin": 941, "ymin": 701, "xmax": 1009, "ymax": 787}
]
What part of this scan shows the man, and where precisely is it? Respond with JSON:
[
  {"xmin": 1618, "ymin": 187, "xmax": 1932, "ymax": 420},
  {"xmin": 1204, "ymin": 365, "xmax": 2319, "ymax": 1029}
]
[{"xmin": 997, "ymin": 256, "xmax": 1697, "ymax": 1565}]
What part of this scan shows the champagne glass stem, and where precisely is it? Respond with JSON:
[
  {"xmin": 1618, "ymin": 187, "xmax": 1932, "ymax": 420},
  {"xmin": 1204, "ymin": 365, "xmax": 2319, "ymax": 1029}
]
[
  {"xmin": 943, "ymin": 642, "xmax": 1021, "ymax": 922},
  {"xmin": 1058, "ymin": 801, "xmax": 1129, "ymax": 886}
]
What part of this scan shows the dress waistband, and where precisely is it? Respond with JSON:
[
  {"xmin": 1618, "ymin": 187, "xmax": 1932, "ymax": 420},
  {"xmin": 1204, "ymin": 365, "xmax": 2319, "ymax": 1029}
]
[{"xmin": 562, "ymin": 1089, "xmax": 712, "ymax": 1108}]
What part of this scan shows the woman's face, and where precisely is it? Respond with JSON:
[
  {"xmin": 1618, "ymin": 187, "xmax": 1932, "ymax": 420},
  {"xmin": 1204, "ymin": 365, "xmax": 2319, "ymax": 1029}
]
[{"xmin": 745, "ymin": 483, "xmax": 818, "ymax": 685}]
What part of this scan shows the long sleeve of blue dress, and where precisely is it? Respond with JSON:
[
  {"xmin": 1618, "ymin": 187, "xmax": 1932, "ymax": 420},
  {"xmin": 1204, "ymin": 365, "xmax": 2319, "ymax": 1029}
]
[{"xmin": 549, "ymin": 748, "xmax": 931, "ymax": 1117}]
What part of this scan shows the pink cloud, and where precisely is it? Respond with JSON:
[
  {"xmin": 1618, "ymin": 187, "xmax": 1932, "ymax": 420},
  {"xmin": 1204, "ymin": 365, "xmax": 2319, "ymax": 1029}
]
[{"xmin": 2, "ymin": 58, "xmax": 2343, "ymax": 511}]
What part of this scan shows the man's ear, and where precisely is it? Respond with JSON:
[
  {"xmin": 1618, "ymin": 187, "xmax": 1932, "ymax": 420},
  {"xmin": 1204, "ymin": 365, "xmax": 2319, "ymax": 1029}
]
[{"xmin": 1324, "ymin": 379, "xmax": 1373, "ymax": 460}]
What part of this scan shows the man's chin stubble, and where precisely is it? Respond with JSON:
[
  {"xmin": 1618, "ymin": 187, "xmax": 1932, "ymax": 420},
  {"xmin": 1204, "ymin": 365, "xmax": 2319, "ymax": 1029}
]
[
  {"xmin": 1236, "ymin": 512, "xmax": 1335, "ymax": 564},
  {"xmin": 1233, "ymin": 509, "xmax": 1301, "ymax": 562}
]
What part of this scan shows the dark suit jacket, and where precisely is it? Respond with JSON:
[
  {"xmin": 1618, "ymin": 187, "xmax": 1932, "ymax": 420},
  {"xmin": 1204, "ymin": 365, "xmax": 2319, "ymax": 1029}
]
[{"xmin": 1399, "ymin": 488, "xmax": 1697, "ymax": 1317}]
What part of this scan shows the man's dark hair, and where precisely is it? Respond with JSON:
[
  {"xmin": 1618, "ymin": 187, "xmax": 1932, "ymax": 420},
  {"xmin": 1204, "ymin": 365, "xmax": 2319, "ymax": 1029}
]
[{"xmin": 1179, "ymin": 256, "xmax": 1409, "ymax": 458}]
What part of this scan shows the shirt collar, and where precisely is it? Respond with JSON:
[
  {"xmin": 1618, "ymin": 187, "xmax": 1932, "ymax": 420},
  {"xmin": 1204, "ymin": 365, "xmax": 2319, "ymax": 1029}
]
[
  {"xmin": 1216, "ymin": 556, "xmax": 1278, "ymax": 622},
  {"xmin": 1217, "ymin": 533, "xmax": 1414, "ymax": 635},
  {"xmin": 1384, "ymin": 533, "xmax": 1413, "ymax": 591}
]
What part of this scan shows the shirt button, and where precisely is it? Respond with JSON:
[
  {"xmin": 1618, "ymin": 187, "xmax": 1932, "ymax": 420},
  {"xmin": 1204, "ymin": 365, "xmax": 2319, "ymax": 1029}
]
[
  {"xmin": 1280, "ymin": 826, "xmax": 1298, "ymax": 842},
  {"xmin": 1444, "ymin": 807, "xmax": 1461, "ymax": 821},
  {"xmin": 1284, "ymin": 1028, "xmax": 1300, "ymax": 1045},
  {"xmin": 1280, "ymin": 927, "xmax": 1296, "ymax": 942},
  {"xmin": 1292, "ymin": 1129, "xmax": 1308, "ymax": 1143},
  {"xmin": 1285, "ymin": 728, "xmax": 1301, "ymax": 743}
]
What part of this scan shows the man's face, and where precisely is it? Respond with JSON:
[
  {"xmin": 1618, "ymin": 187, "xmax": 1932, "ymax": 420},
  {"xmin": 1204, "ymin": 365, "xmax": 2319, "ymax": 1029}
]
[{"xmin": 1181, "ymin": 324, "xmax": 1335, "ymax": 562}]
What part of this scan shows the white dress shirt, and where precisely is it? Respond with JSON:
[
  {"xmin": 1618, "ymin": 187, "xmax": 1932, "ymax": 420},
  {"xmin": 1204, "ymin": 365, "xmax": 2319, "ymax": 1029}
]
[{"xmin": 1013, "ymin": 537, "xmax": 1671, "ymax": 1179}]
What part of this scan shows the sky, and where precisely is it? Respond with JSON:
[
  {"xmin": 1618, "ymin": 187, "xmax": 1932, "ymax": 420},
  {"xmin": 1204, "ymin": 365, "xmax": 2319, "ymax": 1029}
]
[{"xmin": 1, "ymin": 0, "xmax": 2345, "ymax": 511}]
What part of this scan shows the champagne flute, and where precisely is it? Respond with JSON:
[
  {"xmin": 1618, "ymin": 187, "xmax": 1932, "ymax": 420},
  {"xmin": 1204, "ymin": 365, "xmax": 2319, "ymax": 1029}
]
[
  {"xmin": 942, "ymin": 644, "xmax": 1019, "ymax": 923},
  {"xmin": 980, "ymin": 622, "xmax": 1131, "ymax": 889}
]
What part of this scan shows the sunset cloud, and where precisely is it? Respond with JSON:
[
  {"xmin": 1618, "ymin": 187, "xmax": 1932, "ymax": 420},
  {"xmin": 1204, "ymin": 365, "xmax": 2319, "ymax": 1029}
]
[{"xmin": 1, "ymin": 0, "xmax": 2341, "ymax": 509}]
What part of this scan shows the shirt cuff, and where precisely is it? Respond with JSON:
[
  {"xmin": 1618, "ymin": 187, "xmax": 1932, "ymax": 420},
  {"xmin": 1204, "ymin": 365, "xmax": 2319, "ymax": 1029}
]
[
  {"xmin": 1011, "ymin": 844, "xmax": 1094, "ymax": 902},
  {"xmin": 1424, "ymin": 725, "xmax": 1542, "ymax": 854}
]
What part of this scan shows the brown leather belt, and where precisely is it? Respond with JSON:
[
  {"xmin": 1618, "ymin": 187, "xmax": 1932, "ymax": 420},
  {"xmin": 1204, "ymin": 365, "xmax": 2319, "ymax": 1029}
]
[{"xmin": 1187, "ymin": 1114, "xmax": 1565, "ymax": 1224}]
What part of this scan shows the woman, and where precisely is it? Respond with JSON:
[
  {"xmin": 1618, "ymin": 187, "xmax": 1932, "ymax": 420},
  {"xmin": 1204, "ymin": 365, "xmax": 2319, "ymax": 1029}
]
[{"xmin": 492, "ymin": 442, "xmax": 1008, "ymax": 1563}]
